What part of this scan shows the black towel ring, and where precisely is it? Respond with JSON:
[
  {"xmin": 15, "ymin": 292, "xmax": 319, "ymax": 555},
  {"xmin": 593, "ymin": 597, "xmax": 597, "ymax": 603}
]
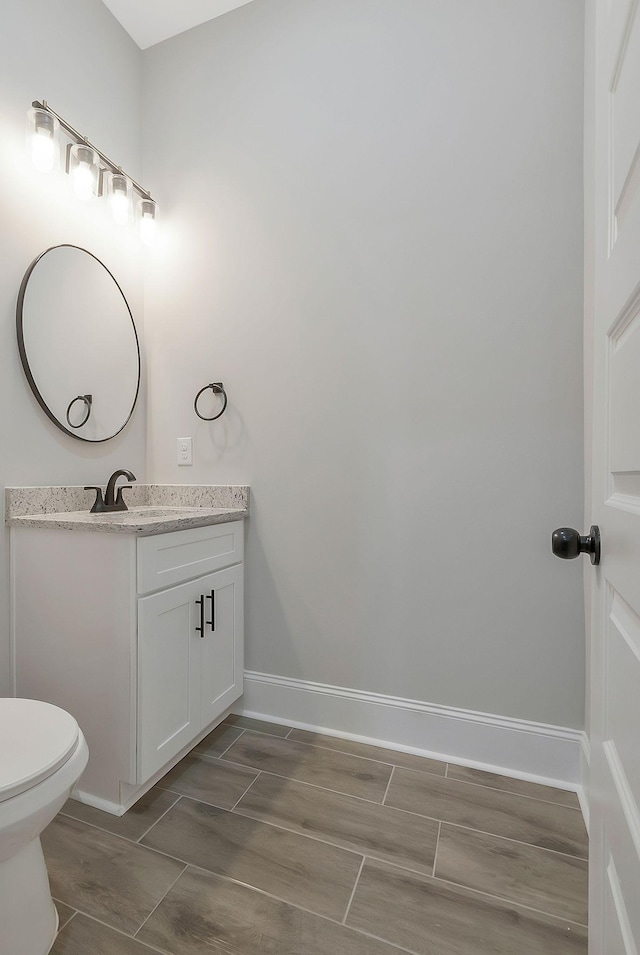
[
  {"xmin": 66, "ymin": 394, "xmax": 92, "ymax": 429},
  {"xmin": 194, "ymin": 382, "xmax": 228, "ymax": 421}
]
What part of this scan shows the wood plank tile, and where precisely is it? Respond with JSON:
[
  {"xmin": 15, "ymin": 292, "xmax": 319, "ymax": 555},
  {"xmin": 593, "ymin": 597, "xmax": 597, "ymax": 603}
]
[
  {"xmin": 194, "ymin": 723, "xmax": 245, "ymax": 757},
  {"xmin": 41, "ymin": 815, "xmax": 185, "ymax": 935},
  {"xmin": 53, "ymin": 901, "xmax": 76, "ymax": 932},
  {"xmin": 386, "ymin": 767, "xmax": 588, "ymax": 857},
  {"xmin": 222, "ymin": 732, "xmax": 392, "ymax": 801},
  {"xmin": 235, "ymin": 772, "xmax": 438, "ymax": 874},
  {"xmin": 435, "ymin": 823, "xmax": 588, "ymax": 924},
  {"xmin": 447, "ymin": 763, "xmax": 581, "ymax": 808},
  {"xmin": 51, "ymin": 914, "xmax": 163, "ymax": 954},
  {"xmin": 141, "ymin": 797, "xmax": 362, "ymax": 920},
  {"xmin": 60, "ymin": 787, "xmax": 181, "ymax": 842},
  {"xmin": 289, "ymin": 729, "xmax": 446, "ymax": 776},
  {"xmin": 347, "ymin": 858, "xmax": 588, "ymax": 955},
  {"xmin": 224, "ymin": 714, "xmax": 291, "ymax": 737},
  {"xmin": 157, "ymin": 753, "xmax": 258, "ymax": 808},
  {"xmin": 138, "ymin": 865, "xmax": 405, "ymax": 955}
]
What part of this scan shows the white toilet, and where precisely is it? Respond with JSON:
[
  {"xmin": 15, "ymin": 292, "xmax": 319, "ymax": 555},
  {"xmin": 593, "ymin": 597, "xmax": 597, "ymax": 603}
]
[{"xmin": 0, "ymin": 698, "xmax": 89, "ymax": 955}]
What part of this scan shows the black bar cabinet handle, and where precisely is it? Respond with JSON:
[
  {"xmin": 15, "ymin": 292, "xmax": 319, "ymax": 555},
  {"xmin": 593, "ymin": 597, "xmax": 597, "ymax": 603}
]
[
  {"xmin": 195, "ymin": 595, "xmax": 205, "ymax": 637},
  {"xmin": 206, "ymin": 590, "xmax": 216, "ymax": 632}
]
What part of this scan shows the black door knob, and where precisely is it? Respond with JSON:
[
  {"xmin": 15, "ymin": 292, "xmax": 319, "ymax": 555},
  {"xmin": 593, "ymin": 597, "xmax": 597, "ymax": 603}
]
[{"xmin": 551, "ymin": 526, "xmax": 600, "ymax": 565}]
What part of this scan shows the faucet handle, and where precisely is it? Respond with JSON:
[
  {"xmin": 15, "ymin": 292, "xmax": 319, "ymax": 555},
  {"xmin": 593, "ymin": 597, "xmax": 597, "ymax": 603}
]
[
  {"xmin": 84, "ymin": 487, "xmax": 106, "ymax": 514},
  {"xmin": 114, "ymin": 485, "xmax": 134, "ymax": 511}
]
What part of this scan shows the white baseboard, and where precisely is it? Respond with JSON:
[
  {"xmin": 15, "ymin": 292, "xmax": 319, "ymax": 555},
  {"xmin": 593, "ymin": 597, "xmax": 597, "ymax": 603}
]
[
  {"xmin": 70, "ymin": 789, "xmax": 126, "ymax": 816},
  {"xmin": 238, "ymin": 671, "xmax": 584, "ymax": 790}
]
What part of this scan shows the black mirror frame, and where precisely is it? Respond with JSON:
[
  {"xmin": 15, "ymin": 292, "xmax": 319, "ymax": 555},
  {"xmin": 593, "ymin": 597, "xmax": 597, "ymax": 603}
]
[{"xmin": 16, "ymin": 244, "xmax": 141, "ymax": 443}]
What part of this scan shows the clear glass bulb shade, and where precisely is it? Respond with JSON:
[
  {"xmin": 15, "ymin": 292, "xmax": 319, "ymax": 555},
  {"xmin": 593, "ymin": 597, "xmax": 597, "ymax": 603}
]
[
  {"xmin": 138, "ymin": 197, "xmax": 158, "ymax": 245},
  {"xmin": 107, "ymin": 172, "xmax": 132, "ymax": 225},
  {"xmin": 68, "ymin": 143, "xmax": 99, "ymax": 200},
  {"xmin": 27, "ymin": 108, "xmax": 59, "ymax": 173}
]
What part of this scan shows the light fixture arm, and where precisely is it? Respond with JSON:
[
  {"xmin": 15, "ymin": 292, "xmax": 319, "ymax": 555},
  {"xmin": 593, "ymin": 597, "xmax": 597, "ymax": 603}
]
[{"xmin": 32, "ymin": 99, "xmax": 152, "ymax": 202}]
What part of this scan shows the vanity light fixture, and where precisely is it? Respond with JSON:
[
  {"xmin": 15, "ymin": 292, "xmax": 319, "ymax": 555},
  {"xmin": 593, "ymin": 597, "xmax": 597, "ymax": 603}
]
[{"xmin": 28, "ymin": 100, "xmax": 157, "ymax": 242}]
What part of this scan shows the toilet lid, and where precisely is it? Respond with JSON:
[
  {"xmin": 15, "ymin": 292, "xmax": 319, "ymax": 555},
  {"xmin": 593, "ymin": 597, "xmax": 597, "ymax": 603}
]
[{"xmin": 0, "ymin": 699, "xmax": 80, "ymax": 802}]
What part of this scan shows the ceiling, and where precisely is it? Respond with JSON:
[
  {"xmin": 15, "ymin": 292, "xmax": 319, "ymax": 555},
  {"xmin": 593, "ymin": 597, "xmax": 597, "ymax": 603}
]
[{"xmin": 101, "ymin": 0, "xmax": 256, "ymax": 50}]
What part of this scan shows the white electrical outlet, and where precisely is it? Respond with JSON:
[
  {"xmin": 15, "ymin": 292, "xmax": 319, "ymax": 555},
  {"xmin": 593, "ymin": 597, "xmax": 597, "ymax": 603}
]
[{"xmin": 177, "ymin": 437, "xmax": 193, "ymax": 466}]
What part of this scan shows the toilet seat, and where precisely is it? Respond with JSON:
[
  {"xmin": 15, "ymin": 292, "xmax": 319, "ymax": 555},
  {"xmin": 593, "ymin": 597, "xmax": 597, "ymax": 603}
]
[{"xmin": 0, "ymin": 699, "xmax": 80, "ymax": 803}]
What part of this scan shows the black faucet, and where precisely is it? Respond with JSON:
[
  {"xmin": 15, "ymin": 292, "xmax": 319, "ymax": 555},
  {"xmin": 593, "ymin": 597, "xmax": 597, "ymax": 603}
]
[{"xmin": 85, "ymin": 469, "xmax": 137, "ymax": 513}]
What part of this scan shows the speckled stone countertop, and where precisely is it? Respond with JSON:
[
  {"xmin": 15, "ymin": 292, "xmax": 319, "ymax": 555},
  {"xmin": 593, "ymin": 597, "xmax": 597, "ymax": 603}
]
[{"xmin": 5, "ymin": 485, "xmax": 249, "ymax": 536}]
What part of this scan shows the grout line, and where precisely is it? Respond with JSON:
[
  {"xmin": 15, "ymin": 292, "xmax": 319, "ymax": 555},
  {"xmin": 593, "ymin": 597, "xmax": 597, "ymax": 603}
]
[
  {"xmin": 221, "ymin": 731, "xmax": 416, "ymax": 772},
  {"xmin": 433, "ymin": 819, "xmax": 589, "ymax": 863},
  {"xmin": 54, "ymin": 908, "xmax": 77, "ymax": 935},
  {"xmin": 136, "ymin": 795, "xmax": 183, "ymax": 844},
  {"xmin": 57, "ymin": 812, "xmax": 168, "ymax": 848},
  {"xmin": 440, "ymin": 770, "xmax": 583, "ymax": 811},
  {"xmin": 280, "ymin": 731, "xmax": 447, "ymax": 774},
  {"xmin": 230, "ymin": 770, "xmax": 262, "ymax": 811},
  {"xmin": 212, "ymin": 762, "xmax": 397, "ymax": 806},
  {"xmin": 53, "ymin": 908, "xmax": 170, "ymax": 952},
  {"xmin": 54, "ymin": 813, "xmax": 201, "ymax": 870},
  {"xmin": 224, "ymin": 719, "xmax": 293, "ymax": 740},
  {"xmin": 172, "ymin": 864, "xmax": 421, "ymax": 954},
  {"xmin": 445, "ymin": 763, "xmax": 450, "ymax": 777},
  {"xmin": 218, "ymin": 727, "xmax": 247, "ymax": 757},
  {"xmin": 159, "ymin": 810, "xmax": 358, "ymax": 865},
  {"xmin": 133, "ymin": 863, "xmax": 188, "ymax": 939},
  {"xmin": 227, "ymin": 801, "xmax": 432, "ymax": 867},
  {"xmin": 338, "ymin": 926, "xmax": 422, "ymax": 955},
  {"xmin": 348, "ymin": 907, "xmax": 585, "ymax": 955},
  {"xmin": 58, "ymin": 794, "xmax": 181, "ymax": 847},
  {"xmin": 381, "ymin": 765, "xmax": 395, "ymax": 805},
  {"xmin": 166, "ymin": 792, "xmax": 377, "ymax": 861},
  {"xmin": 228, "ymin": 806, "xmax": 418, "ymax": 863},
  {"xmin": 429, "ymin": 871, "xmax": 589, "ymax": 928},
  {"xmin": 341, "ymin": 856, "xmax": 366, "ymax": 925},
  {"xmin": 432, "ymin": 821, "xmax": 442, "ymax": 877},
  {"xmin": 339, "ymin": 852, "xmax": 589, "ymax": 930}
]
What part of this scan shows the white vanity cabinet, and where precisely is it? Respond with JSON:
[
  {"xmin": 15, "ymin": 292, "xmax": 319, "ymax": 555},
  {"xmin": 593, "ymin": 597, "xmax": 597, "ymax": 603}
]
[{"xmin": 11, "ymin": 519, "xmax": 244, "ymax": 814}]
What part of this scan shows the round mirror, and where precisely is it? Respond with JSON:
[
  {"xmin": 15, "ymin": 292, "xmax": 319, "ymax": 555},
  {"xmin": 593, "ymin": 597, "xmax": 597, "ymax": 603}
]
[{"xmin": 17, "ymin": 245, "xmax": 140, "ymax": 442}]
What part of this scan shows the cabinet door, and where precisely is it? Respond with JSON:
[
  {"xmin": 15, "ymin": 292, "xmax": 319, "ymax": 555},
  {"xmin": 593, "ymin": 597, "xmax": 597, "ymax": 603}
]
[
  {"xmin": 199, "ymin": 564, "xmax": 244, "ymax": 729},
  {"xmin": 137, "ymin": 576, "xmax": 205, "ymax": 782}
]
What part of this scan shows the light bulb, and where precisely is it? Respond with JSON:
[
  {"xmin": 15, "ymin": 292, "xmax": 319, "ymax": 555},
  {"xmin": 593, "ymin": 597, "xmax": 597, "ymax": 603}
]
[
  {"xmin": 140, "ymin": 213, "xmax": 156, "ymax": 245},
  {"xmin": 108, "ymin": 172, "xmax": 131, "ymax": 224},
  {"xmin": 68, "ymin": 144, "xmax": 98, "ymax": 201},
  {"xmin": 138, "ymin": 197, "xmax": 158, "ymax": 245},
  {"xmin": 110, "ymin": 192, "xmax": 129, "ymax": 224},
  {"xmin": 27, "ymin": 107, "xmax": 58, "ymax": 172},
  {"xmin": 72, "ymin": 162, "xmax": 94, "ymax": 200},
  {"xmin": 31, "ymin": 129, "xmax": 56, "ymax": 172}
]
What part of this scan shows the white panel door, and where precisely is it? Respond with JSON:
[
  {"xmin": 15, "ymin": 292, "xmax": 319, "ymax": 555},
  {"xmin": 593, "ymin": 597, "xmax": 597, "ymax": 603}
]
[
  {"xmin": 199, "ymin": 564, "xmax": 244, "ymax": 729},
  {"xmin": 589, "ymin": 0, "xmax": 640, "ymax": 951},
  {"xmin": 137, "ymin": 576, "xmax": 203, "ymax": 782}
]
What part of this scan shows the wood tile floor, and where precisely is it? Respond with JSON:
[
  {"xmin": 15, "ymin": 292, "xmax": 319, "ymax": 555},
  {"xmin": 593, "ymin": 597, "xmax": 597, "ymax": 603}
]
[{"xmin": 47, "ymin": 716, "xmax": 588, "ymax": 954}]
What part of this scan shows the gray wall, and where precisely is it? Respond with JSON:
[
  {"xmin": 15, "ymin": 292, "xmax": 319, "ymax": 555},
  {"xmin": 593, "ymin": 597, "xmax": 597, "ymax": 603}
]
[
  {"xmin": 143, "ymin": 0, "xmax": 586, "ymax": 727},
  {"xmin": 0, "ymin": 0, "xmax": 146, "ymax": 695}
]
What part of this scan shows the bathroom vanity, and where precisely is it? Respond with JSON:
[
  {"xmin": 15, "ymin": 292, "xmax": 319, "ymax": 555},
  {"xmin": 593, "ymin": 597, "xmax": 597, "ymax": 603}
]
[{"xmin": 7, "ymin": 485, "xmax": 248, "ymax": 815}]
